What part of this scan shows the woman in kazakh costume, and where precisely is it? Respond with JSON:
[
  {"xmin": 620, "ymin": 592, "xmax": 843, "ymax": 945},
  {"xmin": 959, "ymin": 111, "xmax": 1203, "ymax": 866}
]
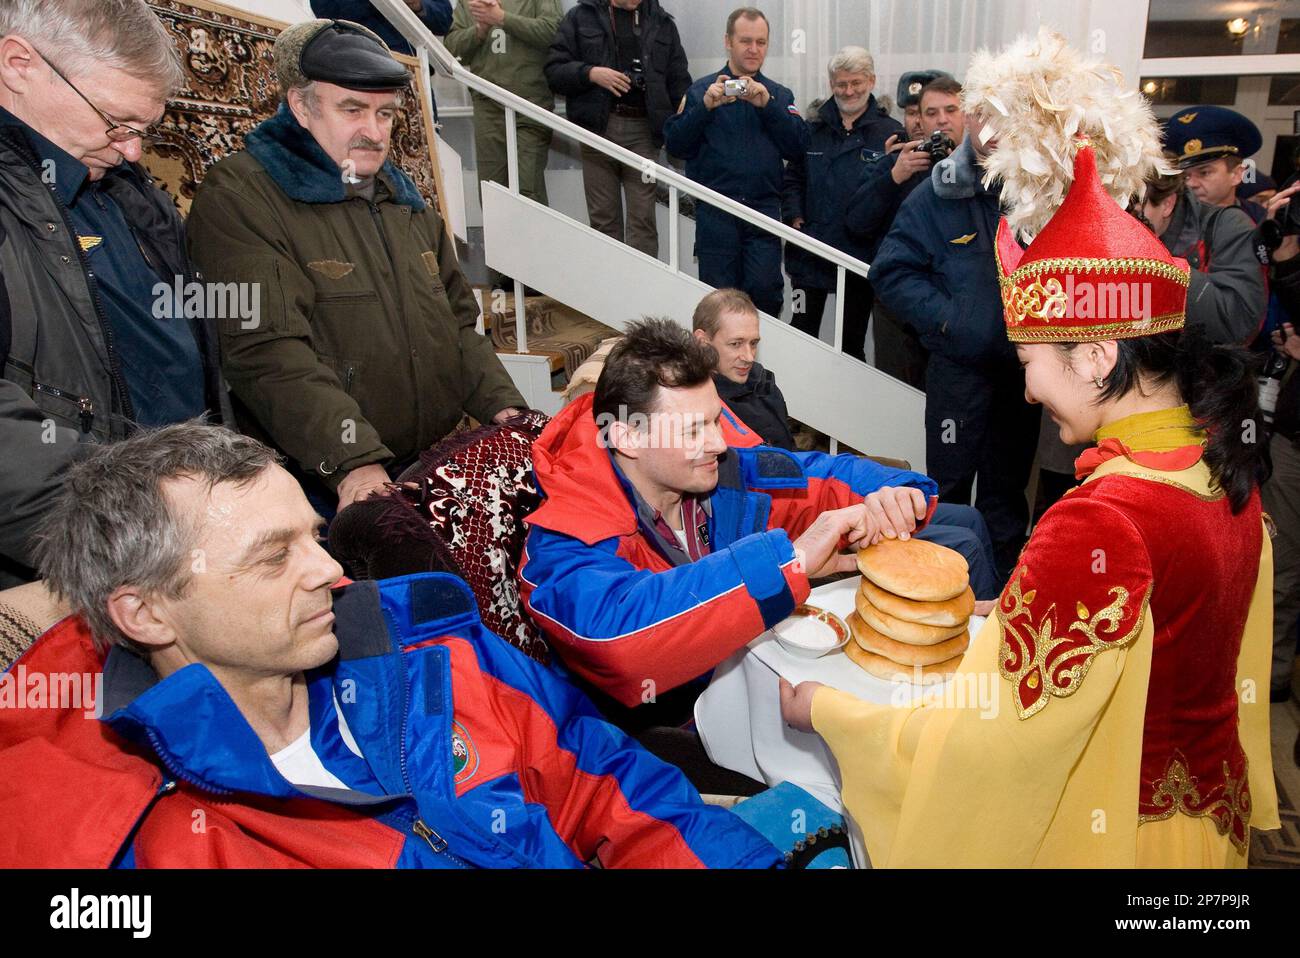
[{"xmin": 781, "ymin": 31, "xmax": 1279, "ymax": 867}]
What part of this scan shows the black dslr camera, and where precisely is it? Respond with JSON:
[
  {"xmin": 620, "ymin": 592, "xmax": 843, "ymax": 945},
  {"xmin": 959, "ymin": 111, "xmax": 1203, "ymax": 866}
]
[
  {"xmin": 623, "ymin": 57, "xmax": 648, "ymax": 92},
  {"xmin": 915, "ymin": 130, "xmax": 956, "ymax": 162}
]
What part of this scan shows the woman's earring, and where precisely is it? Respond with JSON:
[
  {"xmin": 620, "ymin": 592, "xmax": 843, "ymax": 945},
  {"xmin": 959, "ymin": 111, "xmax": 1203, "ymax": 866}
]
[{"xmin": 1094, "ymin": 377, "xmax": 1105, "ymax": 389}]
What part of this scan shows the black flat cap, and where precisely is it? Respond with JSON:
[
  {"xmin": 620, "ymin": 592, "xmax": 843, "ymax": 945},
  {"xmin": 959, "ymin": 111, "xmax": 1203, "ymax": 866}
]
[{"xmin": 278, "ymin": 19, "xmax": 409, "ymax": 93}]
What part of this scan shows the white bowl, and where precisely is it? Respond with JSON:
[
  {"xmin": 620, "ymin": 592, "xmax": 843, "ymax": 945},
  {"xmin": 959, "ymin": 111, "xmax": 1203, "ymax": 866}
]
[{"xmin": 773, "ymin": 604, "xmax": 851, "ymax": 659}]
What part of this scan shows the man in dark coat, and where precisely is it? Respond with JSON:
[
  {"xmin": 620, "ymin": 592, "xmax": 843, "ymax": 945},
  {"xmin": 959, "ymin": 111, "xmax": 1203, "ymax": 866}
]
[
  {"xmin": 845, "ymin": 73, "xmax": 961, "ymax": 387},
  {"xmin": 187, "ymin": 21, "xmax": 523, "ymax": 512},
  {"xmin": 0, "ymin": 0, "xmax": 228, "ymax": 587},
  {"xmin": 546, "ymin": 0, "xmax": 690, "ymax": 257},
  {"xmin": 871, "ymin": 116, "xmax": 1041, "ymax": 580},
  {"xmin": 781, "ymin": 46, "xmax": 901, "ymax": 362}
]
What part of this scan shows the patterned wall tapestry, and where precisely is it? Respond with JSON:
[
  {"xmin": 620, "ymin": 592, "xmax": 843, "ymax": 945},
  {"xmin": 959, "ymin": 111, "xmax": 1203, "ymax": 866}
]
[{"xmin": 142, "ymin": 0, "xmax": 445, "ymax": 224}]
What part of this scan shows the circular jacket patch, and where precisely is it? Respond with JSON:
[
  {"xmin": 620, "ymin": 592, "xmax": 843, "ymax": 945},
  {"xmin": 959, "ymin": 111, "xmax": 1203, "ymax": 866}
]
[{"xmin": 451, "ymin": 720, "xmax": 479, "ymax": 785}]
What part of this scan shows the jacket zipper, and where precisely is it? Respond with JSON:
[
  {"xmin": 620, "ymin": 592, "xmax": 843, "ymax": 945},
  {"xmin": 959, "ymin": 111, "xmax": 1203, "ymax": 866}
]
[
  {"xmin": 33, "ymin": 381, "xmax": 94, "ymax": 433},
  {"xmin": 112, "ymin": 777, "xmax": 176, "ymax": 867},
  {"xmin": 367, "ymin": 202, "xmax": 398, "ymax": 273},
  {"xmin": 394, "ymin": 640, "xmax": 470, "ymax": 867},
  {"xmin": 45, "ymin": 162, "xmax": 135, "ymax": 426}
]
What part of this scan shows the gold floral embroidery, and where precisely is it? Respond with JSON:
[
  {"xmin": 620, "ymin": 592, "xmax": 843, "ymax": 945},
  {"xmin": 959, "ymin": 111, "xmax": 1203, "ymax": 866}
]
[
  {"xmin": 1002, "ymin": 277, "xmax": 1069, "ymax": 325},
  {"xmin": 1139, "ymin": 752, "xmax": 1251, "ymax": 853},
  {"xmin": 997, "ymin": 569, "xmax": 1150, "ymax": 720}
]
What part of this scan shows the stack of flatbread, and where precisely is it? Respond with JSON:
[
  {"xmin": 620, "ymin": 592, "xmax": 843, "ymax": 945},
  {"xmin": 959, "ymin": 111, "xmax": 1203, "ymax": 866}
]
[{"xmin": 845, "ymin": 537, "xmax": 974, "ymax": 682}]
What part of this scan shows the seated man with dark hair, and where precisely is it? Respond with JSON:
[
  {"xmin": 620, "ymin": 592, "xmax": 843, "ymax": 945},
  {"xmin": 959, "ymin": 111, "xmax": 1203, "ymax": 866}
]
[
  {"xmin": 519, "ymin": 318, "xmax": 998, "ymax": 736},
  {"xmin": 0, "ymin": 421, "xmax": 781, "ymax": 869}
]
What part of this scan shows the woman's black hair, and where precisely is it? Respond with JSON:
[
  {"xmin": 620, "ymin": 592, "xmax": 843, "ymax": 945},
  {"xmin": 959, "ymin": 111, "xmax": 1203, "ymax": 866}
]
[{"xmin": 1059, "ymin": 328, "xmax": 1269, "ymax": 512}]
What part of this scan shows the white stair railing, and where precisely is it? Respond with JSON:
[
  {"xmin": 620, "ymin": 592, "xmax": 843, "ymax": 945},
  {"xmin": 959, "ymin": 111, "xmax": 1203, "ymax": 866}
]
[{"xmin": 371, "ymin": 0, "xmax": 920, "ymax": 461}]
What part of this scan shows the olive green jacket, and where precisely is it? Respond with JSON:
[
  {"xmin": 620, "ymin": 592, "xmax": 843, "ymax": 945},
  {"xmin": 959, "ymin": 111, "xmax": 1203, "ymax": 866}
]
[
  {"xmin": 186, "ymin": 104, "xmax": 523, "ymax": 490},
  {"xmin": 445, "ymin": 0, "xmax": 562, "ymax": 108}
]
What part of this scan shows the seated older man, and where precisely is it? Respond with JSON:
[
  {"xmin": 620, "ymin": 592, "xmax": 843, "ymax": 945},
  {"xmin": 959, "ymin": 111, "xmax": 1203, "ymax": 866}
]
[
  {"xmin": 0, "ymin": 0, "xmax": 228, "ymax": 587},
  {"xmin": 0, "ymin": 422, "xmax": 781, "ymax": 869},
  {"xmin": 187, "ymin": 19, "xmax": 524, "ymax": 511}
]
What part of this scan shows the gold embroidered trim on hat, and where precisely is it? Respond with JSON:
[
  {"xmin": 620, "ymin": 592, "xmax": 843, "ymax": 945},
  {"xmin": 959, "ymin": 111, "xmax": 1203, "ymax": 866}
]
[
  {"xmin": 1005, "ymin": 312, "xmax": 1186, "ymax": 342},
  {"xmin": 1002, "ymin": 257, "xmax": 1191, "ymax": 288},
  {"xmin": 1139, "ymin": 752, "xmax": 1251, "ymax": 853},
  {"xmin": 1003, "ymin": 278, "xmax": 1069, "ymax": 324},
  {"xmin": 996, "ymin": 570, "xmax": 1151, "ymax": 721}
]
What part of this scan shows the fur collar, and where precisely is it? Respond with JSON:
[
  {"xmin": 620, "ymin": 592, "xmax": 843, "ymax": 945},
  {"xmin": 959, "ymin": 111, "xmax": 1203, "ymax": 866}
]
[
  {"xmin": 931, "ymin": 136, "xmax": 989, "ymax": 200},
  {"xmin": 245, "ymin": 103, "xmax": 426, "ymax": 210}
]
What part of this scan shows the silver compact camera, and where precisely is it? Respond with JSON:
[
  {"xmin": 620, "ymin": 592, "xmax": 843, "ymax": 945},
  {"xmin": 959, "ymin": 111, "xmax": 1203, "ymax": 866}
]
[{"xmin": 723, "ymin": 78, "xmax": 749, "ymax": 98}]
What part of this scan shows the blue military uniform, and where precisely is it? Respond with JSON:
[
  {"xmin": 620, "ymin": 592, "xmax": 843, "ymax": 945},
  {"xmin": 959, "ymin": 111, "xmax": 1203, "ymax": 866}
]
[
  {"xmin": 664, "ymin": 66, "xmax": 809, "ymax": 317},
  {"xmin": 871, "ymin": 139, "xmax": 1041, "ymax": 578}
]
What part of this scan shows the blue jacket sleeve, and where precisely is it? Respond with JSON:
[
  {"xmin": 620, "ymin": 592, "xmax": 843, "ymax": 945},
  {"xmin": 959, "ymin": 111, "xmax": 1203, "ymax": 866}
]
[
  {"xmin": 845, "ymin": 155, "xmax": 904, "ymax": 240},
  {"xmin": 762, "ymin": 447, "xmax": 938, "ymax": 541},
  {"xmin": 519, "ymin": 525, "xmax": 808, "ymax": 705},
  {"xmin": 869, "ymin": 185, "xmax": 957, "ymax": 343},
  {"xmin": 760, "ymin": 86, "xmax": 811, "ymax": 162},
  {"xmin": 663, "ymin": 83, "xmax": 712, "ymax": 160},
  {"xmin": 471, "ymin": 626, "xmax": 783, "ymax": 868}
]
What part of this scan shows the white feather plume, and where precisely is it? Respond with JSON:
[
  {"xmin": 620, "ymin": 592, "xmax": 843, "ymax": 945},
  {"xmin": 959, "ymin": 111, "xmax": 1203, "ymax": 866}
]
[{"xmin": 962, "ymin": 27, "xmax": 1171, "ymax": 241}]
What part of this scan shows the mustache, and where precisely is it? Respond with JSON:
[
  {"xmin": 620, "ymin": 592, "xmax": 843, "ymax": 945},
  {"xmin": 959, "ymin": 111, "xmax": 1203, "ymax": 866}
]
[{"xmin": 349, "ymin": 137, "xmax": 385, "ymax": 151}]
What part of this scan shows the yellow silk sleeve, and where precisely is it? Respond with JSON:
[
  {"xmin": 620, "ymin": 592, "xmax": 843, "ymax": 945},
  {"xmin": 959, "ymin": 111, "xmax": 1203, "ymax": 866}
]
[
  {"xmin": 812, "ymin": 603, "xmax": 1155, "ymax": 867},
  {"xmin": 1239, "ymin": 523, "xmax": 1279, "ymax": 832}
]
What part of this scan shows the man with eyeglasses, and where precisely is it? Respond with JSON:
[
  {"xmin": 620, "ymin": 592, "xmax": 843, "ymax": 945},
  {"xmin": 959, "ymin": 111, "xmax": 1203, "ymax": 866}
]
[{"xmin": 0, "ymin": 0, "xmax": 228, "ymax": 589}]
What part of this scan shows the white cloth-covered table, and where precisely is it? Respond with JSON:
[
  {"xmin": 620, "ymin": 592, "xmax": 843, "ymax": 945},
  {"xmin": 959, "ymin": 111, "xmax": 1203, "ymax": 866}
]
[{"xmin": 694, "ymin": 577, "xmax": 984, "ymax": 866}]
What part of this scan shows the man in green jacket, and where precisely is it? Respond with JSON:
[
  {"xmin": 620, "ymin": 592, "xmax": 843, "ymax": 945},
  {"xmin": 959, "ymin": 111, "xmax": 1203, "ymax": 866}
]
[
  {"xmin": 188, "ymin": 20, "xmax": 524, "ymax": 509},
  {"xmin": 445, "ymin": 0, "xmax": 562, "ymax": 208}
]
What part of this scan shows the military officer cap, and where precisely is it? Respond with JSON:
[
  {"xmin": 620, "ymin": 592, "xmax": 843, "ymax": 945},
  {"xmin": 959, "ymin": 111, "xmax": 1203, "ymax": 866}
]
[
  {"xmin": 1163, "ymin": 105, "xmax": 1262, "ymax": 169},
  {"xmin": 275, "ymin": 19, "xmax": 410, "ymax": 94},
  {"xmin": 897, "ymin": 70, "xmax": 956, "ymax": 109}
]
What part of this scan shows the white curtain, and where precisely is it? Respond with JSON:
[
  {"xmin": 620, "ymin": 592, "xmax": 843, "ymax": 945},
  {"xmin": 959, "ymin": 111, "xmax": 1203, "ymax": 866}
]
[{"xmin": 655, "ymin": 0, "xmax": 1101, "ymax": 116}]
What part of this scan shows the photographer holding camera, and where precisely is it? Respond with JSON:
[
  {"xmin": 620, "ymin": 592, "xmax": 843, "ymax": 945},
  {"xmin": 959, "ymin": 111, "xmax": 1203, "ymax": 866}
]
[
  {"xmin": 663, "ymin": 7, "xmax": 808, "ymax": 319},
  {"xmin": 842, "ymin": 73, "xmax": 959, "ymax": 386},
  {"xmin": 547, "ymin": 0, "xmax": 690, "ymax": 257}
]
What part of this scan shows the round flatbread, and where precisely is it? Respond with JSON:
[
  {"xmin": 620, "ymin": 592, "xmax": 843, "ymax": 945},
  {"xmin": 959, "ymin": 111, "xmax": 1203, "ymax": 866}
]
[
  {"xmin": 844, "ymin": 638, "xmax": 963, "ymax": 682},
  {"xmin": 848, "ymin": 610, "xmax": 969, "ymax": 666},
  {"xmin": 855, "ymin": 589, "xmax": 968, "ymax": 646},
  {"xmin": 856, "ymin": 537, "xmax": 969, "ymax": 602},
  {"xmin": 859, "ymin": 577, "xmax": 974, "ymax": 627}
]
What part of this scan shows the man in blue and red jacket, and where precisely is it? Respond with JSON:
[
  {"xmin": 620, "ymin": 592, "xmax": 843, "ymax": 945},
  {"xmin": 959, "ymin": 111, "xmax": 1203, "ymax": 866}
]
[
  {"xmin": 0, "ymin": 422, "xmax": 779, "ymax": 869},
  {"xmin": 518, "ymin": 319, "xmax": 998, "ymax": 729}
]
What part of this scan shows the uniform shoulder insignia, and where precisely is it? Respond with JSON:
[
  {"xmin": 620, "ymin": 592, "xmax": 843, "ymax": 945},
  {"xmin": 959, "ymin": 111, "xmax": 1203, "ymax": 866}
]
[
  {"xmin": 78, "ymin": 235, "xmax": 103, "ymax": 253},
  {"xmin": 996, "ymin": 497, "xmax": 1153, "ymax": 720},
  {"xmin": 949, "ymin": 233, "xmax": 977, "ymax": 245}
]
